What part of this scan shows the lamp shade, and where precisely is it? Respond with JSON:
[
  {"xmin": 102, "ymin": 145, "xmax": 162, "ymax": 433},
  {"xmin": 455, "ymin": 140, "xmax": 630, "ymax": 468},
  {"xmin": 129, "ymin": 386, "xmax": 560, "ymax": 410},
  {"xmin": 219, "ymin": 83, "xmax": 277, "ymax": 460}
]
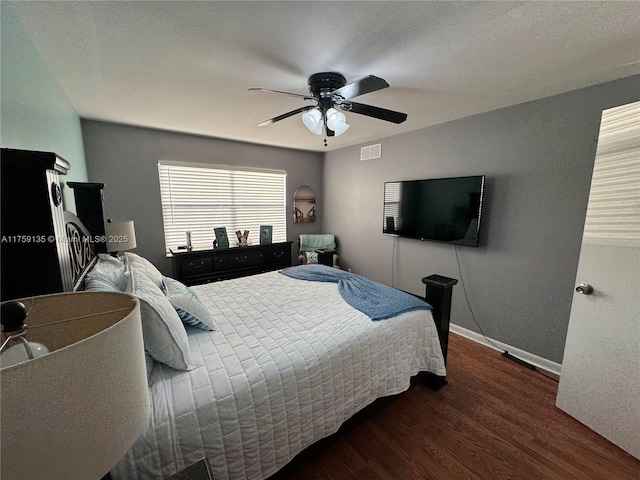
[
  {"xmin": 0, "ymin": 292, "xmax": 149, "ymax": 480},
  {"xmin": 105, "ymin": 220, "xmax": 137, "ymax": 252},
  {"xmin": 301, "ymin": 108, "xmax": 323, "ymax": 135},
  {"xmin": 326, "ymin": 108, "xmax": 350, "ymax": 136}
]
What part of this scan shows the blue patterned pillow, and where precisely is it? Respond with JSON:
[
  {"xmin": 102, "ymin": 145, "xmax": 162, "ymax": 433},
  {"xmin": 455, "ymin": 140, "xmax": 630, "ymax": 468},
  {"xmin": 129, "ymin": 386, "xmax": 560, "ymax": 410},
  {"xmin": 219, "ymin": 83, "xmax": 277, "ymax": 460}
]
[
  {"xmin": 163, "ymin": 277, "xmax": 216, "ymax": 331},
  {"xmin": 159, "ymin": 277, "xmax": 167, "ymax": 295},
  {"xmin": 305, "ymin": 251, "xmax": 319, "ymax": 264}
]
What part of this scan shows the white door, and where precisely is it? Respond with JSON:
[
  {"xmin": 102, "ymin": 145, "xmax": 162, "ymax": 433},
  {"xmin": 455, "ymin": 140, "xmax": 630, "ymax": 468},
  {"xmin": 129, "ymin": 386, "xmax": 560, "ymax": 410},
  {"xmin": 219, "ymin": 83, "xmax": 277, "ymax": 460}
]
[{"xmin": 556, "ymin": 101, "xmax": 640, "ymax": 459}]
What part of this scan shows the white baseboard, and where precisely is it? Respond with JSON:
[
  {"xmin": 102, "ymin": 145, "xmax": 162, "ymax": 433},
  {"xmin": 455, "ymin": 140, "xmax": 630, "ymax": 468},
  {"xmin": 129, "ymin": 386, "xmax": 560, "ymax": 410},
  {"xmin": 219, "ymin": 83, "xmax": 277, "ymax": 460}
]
[{"xmin": 449, "ymin": 323, "xmax": 562, "ymax": 376}]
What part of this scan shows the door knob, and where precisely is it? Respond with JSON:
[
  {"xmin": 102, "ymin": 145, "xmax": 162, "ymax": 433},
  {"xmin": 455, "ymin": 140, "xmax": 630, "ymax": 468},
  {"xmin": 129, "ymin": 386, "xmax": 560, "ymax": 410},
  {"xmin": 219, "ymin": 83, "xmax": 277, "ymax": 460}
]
[{"xmin": 576, "ymin": 283, "xmax": 594, "ymax": 295}]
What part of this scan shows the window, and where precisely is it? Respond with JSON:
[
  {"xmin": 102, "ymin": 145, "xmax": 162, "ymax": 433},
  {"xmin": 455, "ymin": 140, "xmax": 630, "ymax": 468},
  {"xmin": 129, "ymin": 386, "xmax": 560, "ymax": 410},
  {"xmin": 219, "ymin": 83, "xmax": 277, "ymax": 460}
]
[{"xmin": 158, "ymin": 161, "xmax": 286, "ymax": 252}]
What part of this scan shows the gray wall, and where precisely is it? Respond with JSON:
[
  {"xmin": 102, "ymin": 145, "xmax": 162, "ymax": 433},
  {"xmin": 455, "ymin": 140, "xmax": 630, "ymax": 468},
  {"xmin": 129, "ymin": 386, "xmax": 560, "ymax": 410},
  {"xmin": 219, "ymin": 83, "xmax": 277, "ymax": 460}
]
[
  {"xmin": 81, "ymin": 121, "xmax": 324, "ymax": 273},
  {"xmin": 0, "ymin": 2, "xmax": 87, "ymax": 208},
  {"xmin": 323, "ymin": 75, "xmax": 640, "ymax": 364}
]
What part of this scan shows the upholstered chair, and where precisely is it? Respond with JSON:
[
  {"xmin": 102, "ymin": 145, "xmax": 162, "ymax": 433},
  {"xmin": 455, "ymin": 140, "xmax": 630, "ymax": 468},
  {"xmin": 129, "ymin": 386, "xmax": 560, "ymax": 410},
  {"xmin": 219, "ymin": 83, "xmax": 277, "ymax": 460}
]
[{"xmin": 297, "ymin": 234, "xmax": 340, "ymax": 268}]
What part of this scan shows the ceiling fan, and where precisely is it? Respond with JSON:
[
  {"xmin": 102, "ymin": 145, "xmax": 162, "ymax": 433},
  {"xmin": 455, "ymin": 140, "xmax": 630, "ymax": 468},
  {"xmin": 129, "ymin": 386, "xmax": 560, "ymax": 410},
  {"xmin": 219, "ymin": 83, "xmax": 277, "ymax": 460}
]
[{"xmin": 249, "ymin": 72, "xmax": 407, "ymax": 146}]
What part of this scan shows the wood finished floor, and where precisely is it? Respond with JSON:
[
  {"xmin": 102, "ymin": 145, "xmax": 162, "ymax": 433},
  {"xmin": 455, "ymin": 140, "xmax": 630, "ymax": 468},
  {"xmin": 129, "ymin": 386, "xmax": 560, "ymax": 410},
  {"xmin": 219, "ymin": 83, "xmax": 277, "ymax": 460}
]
[{"xmin": 280, "ymin": 333, "xmax": 640, "ymax": 480}]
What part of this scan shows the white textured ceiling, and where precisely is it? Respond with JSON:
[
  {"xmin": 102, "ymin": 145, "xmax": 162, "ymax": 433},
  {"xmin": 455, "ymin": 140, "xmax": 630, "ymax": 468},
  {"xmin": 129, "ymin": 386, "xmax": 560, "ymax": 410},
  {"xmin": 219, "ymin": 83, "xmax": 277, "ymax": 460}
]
[{"xmin": 12, "ymin": 1, "xmax": 640, "ymax": 152}]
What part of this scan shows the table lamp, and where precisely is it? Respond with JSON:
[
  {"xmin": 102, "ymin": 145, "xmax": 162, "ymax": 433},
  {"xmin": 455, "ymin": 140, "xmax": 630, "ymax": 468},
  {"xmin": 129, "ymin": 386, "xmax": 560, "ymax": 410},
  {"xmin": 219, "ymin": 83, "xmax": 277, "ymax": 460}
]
[
  {"xmin": 105, "ymin": 219, "xmax": 137, "ymax": 254},
  {"xmin": 0, "ymin": 291, "xmax": 150, "ymax": 480}
]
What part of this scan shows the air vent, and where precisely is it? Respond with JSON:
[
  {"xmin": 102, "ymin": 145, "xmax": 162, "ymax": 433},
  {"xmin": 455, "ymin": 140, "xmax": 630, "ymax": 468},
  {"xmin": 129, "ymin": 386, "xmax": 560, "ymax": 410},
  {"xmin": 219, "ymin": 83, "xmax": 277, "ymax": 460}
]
[{"xmin": 360, "ymin": 143, "xmax": 381, "ymax": 161}]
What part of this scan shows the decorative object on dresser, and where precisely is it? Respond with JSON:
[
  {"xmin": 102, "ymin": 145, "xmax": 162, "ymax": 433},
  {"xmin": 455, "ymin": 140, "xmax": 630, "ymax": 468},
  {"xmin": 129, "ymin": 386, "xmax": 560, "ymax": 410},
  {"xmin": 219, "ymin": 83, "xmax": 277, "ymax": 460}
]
[
  {"xmin": 213, "ymin": 227, "xmax": 229, "ymax": 248},
  {"xmin": 260, "ymin": 225, "xmax": 273, "ymax": 244},
  {"xmin": 105, "ymin": 219, "xmax": 137, "ymax": 254},
  {"xmin": 235, "ymin": 229, "xmax": 250, "ymax": 246},
  {"xmin": 1, "ymin": 148, "xmax": 75, "ymax": 301},
  {"xmin": 0, "ymin": 291, "xmax": 149, "ymax": 480},
  {"xmin": 172, "ymin": 241, "xmax": 292, "ymax": 285}
]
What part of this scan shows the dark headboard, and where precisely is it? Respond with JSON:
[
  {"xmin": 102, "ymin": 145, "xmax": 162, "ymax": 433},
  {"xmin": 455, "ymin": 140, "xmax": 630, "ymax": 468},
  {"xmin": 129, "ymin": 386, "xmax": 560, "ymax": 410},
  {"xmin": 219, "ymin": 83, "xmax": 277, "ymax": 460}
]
[
  {"xmin": 64, "ymin": 211, "xmax": 98, "ymax": 291},
  {"xmin": 0, "ymin": 148, "xmax": 100, "ymax": 301}
]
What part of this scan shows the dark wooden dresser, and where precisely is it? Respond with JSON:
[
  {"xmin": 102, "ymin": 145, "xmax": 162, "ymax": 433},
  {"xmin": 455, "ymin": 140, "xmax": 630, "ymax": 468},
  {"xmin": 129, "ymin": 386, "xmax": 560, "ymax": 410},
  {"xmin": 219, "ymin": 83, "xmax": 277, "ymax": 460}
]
[{"xmin": 171, "ymin": 241, "xmax": 292, "ymax": 285}]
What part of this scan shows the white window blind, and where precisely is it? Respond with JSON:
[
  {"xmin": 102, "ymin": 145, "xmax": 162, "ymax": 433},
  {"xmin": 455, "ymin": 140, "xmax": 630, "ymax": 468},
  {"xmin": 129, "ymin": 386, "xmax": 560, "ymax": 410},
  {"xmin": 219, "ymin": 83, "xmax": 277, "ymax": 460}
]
[
  {"xmin": 158, "ymin": 162, "xmax": 286, "ymax": 252},
  {"xmin": 582, "ymin": 101, "xmax": 640, "ymax": 246}
]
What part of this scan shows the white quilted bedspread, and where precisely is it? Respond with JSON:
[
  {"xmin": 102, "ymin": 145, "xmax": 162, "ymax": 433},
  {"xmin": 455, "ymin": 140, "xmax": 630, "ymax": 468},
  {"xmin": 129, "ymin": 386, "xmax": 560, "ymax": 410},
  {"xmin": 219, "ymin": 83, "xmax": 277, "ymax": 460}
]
[{"xmin": 111, "ymin": 271, "xmax": 445, "ymax": 480}]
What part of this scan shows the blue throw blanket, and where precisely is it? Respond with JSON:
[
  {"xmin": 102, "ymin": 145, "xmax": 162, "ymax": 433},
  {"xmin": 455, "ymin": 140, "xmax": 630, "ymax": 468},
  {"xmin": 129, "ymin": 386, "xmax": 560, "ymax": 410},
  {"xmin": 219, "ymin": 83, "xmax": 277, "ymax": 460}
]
[{"xmin": 280, "ymin": 265, "xmax": 431, "ymax": 320}]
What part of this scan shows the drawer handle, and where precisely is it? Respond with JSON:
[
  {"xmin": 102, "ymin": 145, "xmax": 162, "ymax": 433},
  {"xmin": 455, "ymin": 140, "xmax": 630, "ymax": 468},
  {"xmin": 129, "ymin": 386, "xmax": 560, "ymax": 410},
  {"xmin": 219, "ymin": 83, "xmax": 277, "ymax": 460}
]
[
  {"xmin": 273, "ymin": 251, "xmax": 283, "ymax": 257},
  {"xmin": 188, "ymin": 260, "xmax": 206, "ymax": 268},
  {"xmin": 236, "ymin": 255, "xmax": 248, "ymax": 262}
]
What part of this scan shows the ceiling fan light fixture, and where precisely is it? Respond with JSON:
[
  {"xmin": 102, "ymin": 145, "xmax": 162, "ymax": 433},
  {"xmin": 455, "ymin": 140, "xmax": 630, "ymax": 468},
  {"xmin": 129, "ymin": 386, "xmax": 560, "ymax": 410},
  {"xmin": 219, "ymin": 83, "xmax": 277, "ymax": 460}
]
[
  {"xmin": 252, "ymin": 72, "xmax": 405, "ymax": 144},
  {"xmin": 302, "ymin": 109, "xmax": 323, "ymax": 135},
  {"xmin": 326, "ymin": 108, "xmax": 350, "ymax": 136}
]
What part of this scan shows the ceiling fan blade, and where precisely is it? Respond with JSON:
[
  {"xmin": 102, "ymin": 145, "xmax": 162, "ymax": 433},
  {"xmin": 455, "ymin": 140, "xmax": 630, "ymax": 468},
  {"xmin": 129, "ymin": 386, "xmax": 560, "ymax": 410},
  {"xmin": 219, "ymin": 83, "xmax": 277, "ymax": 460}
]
[
  {"xmin": 257, "ymin": 105, "xmax": 316, "ymax": 127},
  {"xmin": 332, "ymin": 75, "xmax": 389, "ymax": 100},
  {"xmin": 249, "ymin": 87, "xmax": 314, "ymax": 101},
  {"xmin": 342, "ymin": 102, "xmax": 407, "ymax": 124}
]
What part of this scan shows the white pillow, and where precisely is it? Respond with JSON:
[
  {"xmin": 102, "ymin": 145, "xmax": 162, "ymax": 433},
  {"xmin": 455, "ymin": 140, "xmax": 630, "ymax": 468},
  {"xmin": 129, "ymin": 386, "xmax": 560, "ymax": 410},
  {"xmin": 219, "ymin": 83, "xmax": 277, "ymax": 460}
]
[
  {"xmin": 122, "ymin": 252, "xmax": 164, "ymax": 288},
  {"xmin": 163, "ymin": 277, "xmax": 216, "ymax": 331},
  {"xmin": 128, "ymin": 265, "xmax": 192, "ymax": 371},
  {"xmin": 85, "ymin": 253, "xmax": 127, "ymax": 291},
  {"xmin": 83, "ymin": 275, "xmax": 121, "ymax": 292}
]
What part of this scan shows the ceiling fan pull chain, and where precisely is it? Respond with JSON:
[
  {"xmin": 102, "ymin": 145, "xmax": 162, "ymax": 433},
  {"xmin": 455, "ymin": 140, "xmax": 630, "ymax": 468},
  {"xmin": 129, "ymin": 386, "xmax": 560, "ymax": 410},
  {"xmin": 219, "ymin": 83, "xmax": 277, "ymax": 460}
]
[{"xmin": 323, "ymin": 114, "xmax": 328, "ymax": 147}]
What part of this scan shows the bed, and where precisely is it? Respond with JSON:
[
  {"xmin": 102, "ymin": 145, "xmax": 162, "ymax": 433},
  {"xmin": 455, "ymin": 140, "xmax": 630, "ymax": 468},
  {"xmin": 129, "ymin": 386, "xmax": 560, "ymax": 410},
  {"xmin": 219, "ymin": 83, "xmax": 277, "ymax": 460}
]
[
  {"xmin": 101, "ymin": 262, "xmax": 446, "ymax": 479},
  {"xmin": 8, "ymin": 184, "xmax": 446, "ymax": 480}
]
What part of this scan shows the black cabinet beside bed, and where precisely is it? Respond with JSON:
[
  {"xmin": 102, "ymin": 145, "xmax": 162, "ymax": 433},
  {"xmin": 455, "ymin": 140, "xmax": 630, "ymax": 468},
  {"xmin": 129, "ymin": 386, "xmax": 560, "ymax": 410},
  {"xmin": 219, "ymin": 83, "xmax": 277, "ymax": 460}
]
[{"xmin": 171, "ymin": 241, "xmax": 292, "ymax": 285}]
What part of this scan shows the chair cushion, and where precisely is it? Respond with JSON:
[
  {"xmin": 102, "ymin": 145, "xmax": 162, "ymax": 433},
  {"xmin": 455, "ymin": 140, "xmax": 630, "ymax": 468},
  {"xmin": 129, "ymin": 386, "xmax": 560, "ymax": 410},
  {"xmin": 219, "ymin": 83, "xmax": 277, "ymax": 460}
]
[
  {"xmin": 299, "ymin": 234, "xmax": 336, "ymax": 252},
  {"xmin": 305, "ymin": 251, "xmax": 319, "ymax": 264}
]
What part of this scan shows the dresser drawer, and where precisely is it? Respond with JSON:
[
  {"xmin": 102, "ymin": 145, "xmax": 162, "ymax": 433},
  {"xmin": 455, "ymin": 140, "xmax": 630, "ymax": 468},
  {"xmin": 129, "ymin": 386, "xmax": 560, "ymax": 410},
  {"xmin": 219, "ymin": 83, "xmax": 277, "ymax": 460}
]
[
  {"xmin": 179, "ymin": 257, "xmax": 213, "ymax": 276},
  {"xmin": 227, "ymin": 251, "xmax": 255, "ymax": 268},
  {"xmin": 268, "ymin": 244, "xmax": 290, "ymax": 264},
  {"xmin": 212, "ymin": 255, "xmax": 228, "ymax": 271},
  {"xmin": 254, "ymin": 249, "xmax": 268, "ymax": 265}
]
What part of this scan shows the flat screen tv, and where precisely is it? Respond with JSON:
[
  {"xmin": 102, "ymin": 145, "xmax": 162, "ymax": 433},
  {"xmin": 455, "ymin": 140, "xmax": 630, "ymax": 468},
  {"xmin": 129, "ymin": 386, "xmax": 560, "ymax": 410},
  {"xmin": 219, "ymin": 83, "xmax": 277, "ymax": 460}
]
[{"xmin": 383, "ymin": 175, "xmax": 485, "ymax": 247}]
